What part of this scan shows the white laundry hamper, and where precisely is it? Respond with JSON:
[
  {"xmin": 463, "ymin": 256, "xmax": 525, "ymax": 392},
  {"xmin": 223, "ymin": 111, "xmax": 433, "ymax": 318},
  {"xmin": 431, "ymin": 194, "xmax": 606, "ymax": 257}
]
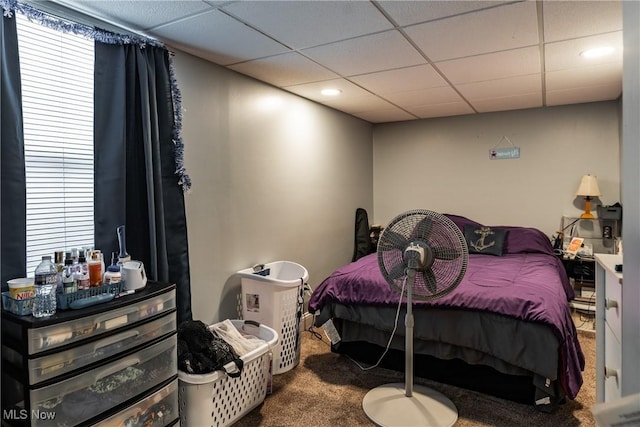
[
  {"xmin": 238, "ymin": 261, "xmax": 308, "ymax": 374},
  {"xmin": 178, "ymin": 319, "xmax": 278, "ymax": 427}
]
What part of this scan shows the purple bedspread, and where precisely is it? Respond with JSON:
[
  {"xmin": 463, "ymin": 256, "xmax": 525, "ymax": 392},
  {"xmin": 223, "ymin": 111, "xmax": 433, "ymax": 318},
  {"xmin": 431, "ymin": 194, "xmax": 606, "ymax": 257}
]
[{"xmin": 309, "ymin": 219, "xmax": 585, "ymax": 399}]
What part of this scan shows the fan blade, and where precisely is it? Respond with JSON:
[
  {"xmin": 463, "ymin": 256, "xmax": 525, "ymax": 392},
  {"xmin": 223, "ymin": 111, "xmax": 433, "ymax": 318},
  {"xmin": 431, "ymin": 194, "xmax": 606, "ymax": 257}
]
[
  {"xmin": 423, "ymin": 269, "xmax": 438, "ymax": 294},
  {"xmin": 378, "ymin": 230, "xmax": 409, "ymax": 251},
  {"xmin": 412, "ymin": 216, "xmax": 433, "ymax": 240},
  {"xmin": 387, "ymin": 262, "xmax": 406, "ymax": 281},
  {"xmin": 433, "ymin": 246, "xmax": 461, "ymax": 260}
]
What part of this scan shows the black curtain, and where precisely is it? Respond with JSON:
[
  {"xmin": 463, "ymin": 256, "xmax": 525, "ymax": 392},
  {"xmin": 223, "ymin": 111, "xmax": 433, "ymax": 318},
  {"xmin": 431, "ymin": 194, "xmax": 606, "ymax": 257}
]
[
  {"xmin": 94, "ymin": 42, "xmax": 192, "ymax": 323},
  {"xmin": 0, "ymin": 12, "xmax": 27, "ymax": 289}
]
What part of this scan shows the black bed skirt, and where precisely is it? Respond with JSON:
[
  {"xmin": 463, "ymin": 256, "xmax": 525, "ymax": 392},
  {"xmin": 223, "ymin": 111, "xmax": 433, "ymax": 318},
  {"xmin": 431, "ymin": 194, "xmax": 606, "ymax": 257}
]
[{"xmin": 332, "ymin": 340, "xmax": 537, "ymax": 404}]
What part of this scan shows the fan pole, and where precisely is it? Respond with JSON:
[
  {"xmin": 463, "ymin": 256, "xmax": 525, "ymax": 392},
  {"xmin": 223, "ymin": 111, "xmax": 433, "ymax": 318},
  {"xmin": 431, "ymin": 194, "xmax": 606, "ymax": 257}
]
[{"xmin": 406, "ymin": 268, "xmax": 415, "ymax": 398}]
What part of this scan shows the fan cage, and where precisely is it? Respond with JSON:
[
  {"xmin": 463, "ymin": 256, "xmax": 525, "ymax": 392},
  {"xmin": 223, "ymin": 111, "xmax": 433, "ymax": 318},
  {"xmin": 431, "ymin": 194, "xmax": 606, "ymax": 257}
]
[{"xmin": 377, "ymin": 210, "xmax": 468, "ymax": 300}]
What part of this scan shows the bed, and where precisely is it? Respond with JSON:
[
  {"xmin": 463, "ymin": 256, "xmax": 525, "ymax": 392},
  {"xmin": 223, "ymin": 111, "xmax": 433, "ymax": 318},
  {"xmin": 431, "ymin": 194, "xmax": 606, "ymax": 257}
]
[{"xmin": 309, "ymin": 214, "xmax": 585, "ymax": 411}]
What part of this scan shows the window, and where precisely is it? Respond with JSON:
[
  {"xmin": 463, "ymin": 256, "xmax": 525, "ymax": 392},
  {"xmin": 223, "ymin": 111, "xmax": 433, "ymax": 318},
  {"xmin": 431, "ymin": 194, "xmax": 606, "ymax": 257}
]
[{"xmin": 16, "ymin": 14, "xmax": 95, "ymax": 275}]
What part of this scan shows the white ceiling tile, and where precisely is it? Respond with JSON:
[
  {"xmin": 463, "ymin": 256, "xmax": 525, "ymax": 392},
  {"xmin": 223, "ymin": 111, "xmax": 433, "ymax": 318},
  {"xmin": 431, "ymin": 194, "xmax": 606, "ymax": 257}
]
[
  {"xmin": 302, "ymin": 31, "xmax": 426, "ymax": 76},
  {"xmin": 546, "ymin": 64, "xmax": 622, "ymax": 92},
  {"xmin": 352, "ymin": 109, "xmax": 417, "ymax": 124},
  {"xmin": 323, "ymin": 94, "xmax": 400, "ymax": 115},
  {"xmin": 545, "ymin": 32, "xmax": 623, "ymax": 72},
  {"xmin": 405, "ymin": 1, "xmax": 539, "ymax": 62},
  {"xmin": 471, "ymin": 93, "xmax": 543, "ymax": 113},
  {"xmin": 377, "ymin": 0, "xmax": 510, "ymax": 26},
  {"xmin": 155, "ymin": 10, "xmax": 289, "ymax": 65},
  {"xmin": 52, "ymin": 0, "xmax": 214, "ymax": 30},
  {"xmin": 228, "ymin": 52, "xmax": 339, "ymax": 87},
  {"xmin": 456, "ymin": 74, "xmax": 541, "ymax": 100},
  {"xmin": 406, "ymin": 102, "xmax": 475, "ymax": 119},
  {"xmin": 546, "ymin": 84, "xmax": 622, "ymax": 106},
  {"xmin": 436, "ymin": 46, "xmax": 540, "ymax": 84},
  {"xmin": 383, "ymin": 86, "xmax": 464, "ymax": 107},
  {"xmin": 283, "ymin": 79, "xmax": 373, "ymax": 103},
  {"xmin": 350, "ymin": 65, "xmax": 448, "ymax": 94},
  {"xmin": 543, "ymin": 1, "xmax": 622, "ymax": 43},
  {"xmin": 221, "ymin": 1, "xmax": 392, "ymax": 49}
]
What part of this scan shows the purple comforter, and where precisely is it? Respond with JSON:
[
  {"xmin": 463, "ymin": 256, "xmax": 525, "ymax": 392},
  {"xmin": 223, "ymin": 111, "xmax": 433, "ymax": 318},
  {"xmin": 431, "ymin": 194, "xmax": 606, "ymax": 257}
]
[{"xmin": 309, "ymin": 218, "xmax": 585, "ymax": 399}]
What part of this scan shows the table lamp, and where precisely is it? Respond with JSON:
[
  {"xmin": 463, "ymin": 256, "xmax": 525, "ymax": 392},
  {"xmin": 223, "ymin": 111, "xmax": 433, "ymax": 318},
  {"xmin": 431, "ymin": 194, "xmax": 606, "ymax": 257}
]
[{"xmin": 576, "ymin": 174, "xmax": 601, "ymax": 219}]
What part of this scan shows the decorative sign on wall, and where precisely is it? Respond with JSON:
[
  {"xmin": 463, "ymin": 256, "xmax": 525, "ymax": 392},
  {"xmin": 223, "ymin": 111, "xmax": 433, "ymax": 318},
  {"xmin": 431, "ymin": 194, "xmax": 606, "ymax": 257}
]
[{"xmin": 489, "ymin": 136, "xmax": 520, "ymax": 160}]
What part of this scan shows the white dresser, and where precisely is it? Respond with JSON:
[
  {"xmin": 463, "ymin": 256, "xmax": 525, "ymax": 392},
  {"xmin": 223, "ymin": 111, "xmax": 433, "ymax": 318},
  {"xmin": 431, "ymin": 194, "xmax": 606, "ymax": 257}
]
[{"xmin": 595, "ymin": 254, "xmax": 623, "ymax": 402}]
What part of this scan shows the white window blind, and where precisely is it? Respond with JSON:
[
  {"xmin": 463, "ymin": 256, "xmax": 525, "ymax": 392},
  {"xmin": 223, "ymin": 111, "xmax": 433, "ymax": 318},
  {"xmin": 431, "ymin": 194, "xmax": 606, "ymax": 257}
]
[{"xmin": 16, "ymin": 14, "xmax": 95, "ymax": 275}]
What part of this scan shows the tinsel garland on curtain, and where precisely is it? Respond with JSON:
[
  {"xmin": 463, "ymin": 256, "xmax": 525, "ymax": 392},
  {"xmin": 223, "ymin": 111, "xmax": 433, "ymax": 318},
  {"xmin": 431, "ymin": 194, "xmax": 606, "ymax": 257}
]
[{"xmin": 0, "ymin": 0, "xmax": 192, "ymax": 191}]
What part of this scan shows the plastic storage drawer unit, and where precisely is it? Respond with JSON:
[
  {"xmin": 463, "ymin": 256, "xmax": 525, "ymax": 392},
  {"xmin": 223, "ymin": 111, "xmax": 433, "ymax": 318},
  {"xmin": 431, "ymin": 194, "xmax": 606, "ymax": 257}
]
[{"xmin": 29, "ymin": 335, "xmax": 177, "ymax": 426}]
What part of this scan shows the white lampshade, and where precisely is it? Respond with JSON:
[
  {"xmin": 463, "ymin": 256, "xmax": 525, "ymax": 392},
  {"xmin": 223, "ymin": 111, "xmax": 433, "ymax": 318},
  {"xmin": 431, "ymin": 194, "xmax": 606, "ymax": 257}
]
[{"xmin": 576, "ymin": 174, "xmax": 601, "ymax": 197}]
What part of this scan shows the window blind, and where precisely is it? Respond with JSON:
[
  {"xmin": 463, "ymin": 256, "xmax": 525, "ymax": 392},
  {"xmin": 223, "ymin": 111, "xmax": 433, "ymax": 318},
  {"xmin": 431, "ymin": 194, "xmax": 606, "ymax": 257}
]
[{"xmin": 16, "ymin": 14, "xmax": 95, "ymax": 275}]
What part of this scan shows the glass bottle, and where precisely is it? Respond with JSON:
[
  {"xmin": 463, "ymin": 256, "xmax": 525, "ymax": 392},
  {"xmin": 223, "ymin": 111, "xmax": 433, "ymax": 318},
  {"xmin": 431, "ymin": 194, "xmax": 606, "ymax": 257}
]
[
  {"xmin": 54, "ymin": 250, "xmax": 65, "ymax": 293},
  {"xmin": 74, "ymin": 250, "xmax": 90, "ymax": 291},
  {"xmin": 33, "ymin": 255, "xmax": 58, "ymax": 318}
]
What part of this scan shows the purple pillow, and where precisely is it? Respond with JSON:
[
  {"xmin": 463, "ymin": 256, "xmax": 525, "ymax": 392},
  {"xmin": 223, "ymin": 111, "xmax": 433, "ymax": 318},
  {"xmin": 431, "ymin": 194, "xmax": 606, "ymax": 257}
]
[{"xmin": 445, "ymin": 214, "xmax": 553, "ymax": 255}]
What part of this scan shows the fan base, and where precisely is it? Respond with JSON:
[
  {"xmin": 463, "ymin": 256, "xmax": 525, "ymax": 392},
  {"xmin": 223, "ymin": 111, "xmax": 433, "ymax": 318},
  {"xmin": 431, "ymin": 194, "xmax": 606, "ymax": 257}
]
[{"xmin": 362, "ymin": 383, "xmax": 458, "ymax": 427}]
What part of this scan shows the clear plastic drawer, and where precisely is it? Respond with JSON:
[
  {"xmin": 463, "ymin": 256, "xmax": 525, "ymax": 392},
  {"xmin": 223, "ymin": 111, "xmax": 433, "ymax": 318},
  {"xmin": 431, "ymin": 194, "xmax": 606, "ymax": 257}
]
[
  {"xmin": 29, "ymin": 334, "xmax": 177, "ymax": 427},
  {"xmin": 27, "ymin": 312, "xmax": 176, "ymax": 384},
  {"xmin": 94, "ymin": 379, "xmax": 179, "ymax": 427},
  {"xmin": 27, "ymin": 289, "xmax": 175, "ymax": 354}
]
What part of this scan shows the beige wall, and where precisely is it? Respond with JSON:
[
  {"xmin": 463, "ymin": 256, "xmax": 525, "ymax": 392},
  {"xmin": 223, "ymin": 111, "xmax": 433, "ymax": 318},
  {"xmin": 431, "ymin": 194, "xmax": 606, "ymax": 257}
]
[
  {"xmin": 172, "ymin": 51, "xmax": 373, "ymax": 324},
  {"xmin": 373, "ymin": 101, "xmax": 621, "ymax": 237}
]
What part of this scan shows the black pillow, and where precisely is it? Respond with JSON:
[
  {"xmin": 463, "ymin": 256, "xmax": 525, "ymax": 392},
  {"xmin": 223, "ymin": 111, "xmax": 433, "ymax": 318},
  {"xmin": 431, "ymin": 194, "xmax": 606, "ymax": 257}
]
[{"xmin": 464, "ymin": 225, "xmax": 507, "ymax": 256}]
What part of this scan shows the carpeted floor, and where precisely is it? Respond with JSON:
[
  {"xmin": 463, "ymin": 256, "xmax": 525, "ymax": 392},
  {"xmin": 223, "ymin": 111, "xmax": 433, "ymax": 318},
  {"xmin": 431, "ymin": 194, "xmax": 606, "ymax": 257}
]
[{"xmin": 234, "ymin": 329, "xmax": 596, "ymax": 426}]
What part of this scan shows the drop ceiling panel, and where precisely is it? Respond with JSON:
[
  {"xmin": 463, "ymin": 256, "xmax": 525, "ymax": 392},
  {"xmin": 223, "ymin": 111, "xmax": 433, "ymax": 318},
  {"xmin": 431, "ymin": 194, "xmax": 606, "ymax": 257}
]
[
  {"xmin": 543, "ymin": 0, "xmax": 623, "ymax": 43},
  {"xmin": 221, "ymin": 1, "xmax": 392, "ymax": 49},
  {"xmin": 155, "ymin": 10, "xmax": 289, "ymax": 65},
  {"xmin": 436, "ymin": 46, "xmax": 540, "ymax": 84},
  {"xmin": 284, "ymin": 78, "xmax": 374, "ymax": 103},
  {"xmin": 545, "ymin": 32, "xmax": 623, "ymax": 72},
  {"xmin": 405, "ymin": 1, "xmax": 539, "ymax": 62},
  {"xmin": 377, "ymin": 0, "xmax": 511, "ymax": 27},
  {"xmin": 53, "ymin": 0, "xmax": 212, "ymax": 30},
  {"xmin": 383, "ymin": 86, "xmax": 465, "ymax": 107},
  {"xmin": 322, "ymin": 94, "xmax": 400, "ymax": 114},
  {"xmin": 301, "ymin": 30, "xmax": 426, "ymax": 76},
  {"xmin": 406, "ymin": 102, "xmax": 475, "ymax": 119},
  {"xmin": 349, "ymin": 64, "xmax": 448, "ymax": 94},
  {"xmin": 455, "ymin": 74, "xmax": 541, "ymax": 100},
  {"xmin": 471, "ymin": 92, "xmax": 542, "ymax": 113},
  {"xmin": 228, "ymin": 52, "xmax": 339, "ymax": 87},
  {"xmin": 546, "ymin": 64, "xmax": 622, "ymax": 92},
  {"xmin": 352, "ymin": 108, "xmax": 416, "ymax": 124},
  {"xmin": 547, "ymin": 84, "xmax": 622, "ymax": 106}
]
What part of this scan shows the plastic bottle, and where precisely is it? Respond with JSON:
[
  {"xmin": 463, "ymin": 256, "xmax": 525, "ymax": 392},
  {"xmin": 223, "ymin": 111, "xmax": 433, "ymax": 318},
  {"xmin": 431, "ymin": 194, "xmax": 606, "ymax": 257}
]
[
  {"xmin": 62, "ymin": 257, "xmax": 77, "ymax": 294},
  {"xmin": 33, "ymin": 255, "xmax": 58, "ymax": 318},
  {"xmin": 74, "ymin": 250, "xmax": 90, "ymax": 291},
  {"xmin": 103, "ymin": 253, "xmax": 121, "ymax": 285},
  {"xmin": 89, "ymin": 250, "xmax": 104, "ymax": 287}
]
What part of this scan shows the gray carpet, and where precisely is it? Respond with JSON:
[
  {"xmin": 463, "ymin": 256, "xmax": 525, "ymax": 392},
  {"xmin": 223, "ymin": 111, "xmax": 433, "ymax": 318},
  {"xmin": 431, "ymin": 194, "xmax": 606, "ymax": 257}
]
[{"xmin": 234, "ymin": 329, "xmax": 596, "ymax": 426}]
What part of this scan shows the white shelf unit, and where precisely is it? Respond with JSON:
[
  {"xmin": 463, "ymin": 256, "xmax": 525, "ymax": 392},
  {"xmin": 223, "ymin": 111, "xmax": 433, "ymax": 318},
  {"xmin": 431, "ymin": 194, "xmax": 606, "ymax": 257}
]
[{"xmin": 595, "ymin": 254, "xmax": 623, "ymax": 403}]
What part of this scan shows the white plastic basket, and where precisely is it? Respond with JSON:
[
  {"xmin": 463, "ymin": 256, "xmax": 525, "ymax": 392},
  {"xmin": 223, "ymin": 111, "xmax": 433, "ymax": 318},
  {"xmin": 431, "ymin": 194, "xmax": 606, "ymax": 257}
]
[
  {"xmin": 178, "ymin": 319, "xmax": 278, "ymax": 427},
  {"xmin": 237, "ymin": 261, "xmax": 308, "ymax": 374}
]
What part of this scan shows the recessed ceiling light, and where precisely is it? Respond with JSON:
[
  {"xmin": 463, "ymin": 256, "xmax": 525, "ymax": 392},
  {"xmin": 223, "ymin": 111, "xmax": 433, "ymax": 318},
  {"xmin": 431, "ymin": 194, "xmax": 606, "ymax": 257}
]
[
  {"xmin": 321, "ymin": 88, "xmax": 341, "ymax": 96},
  {"xmin": 580, "ymin": 46, "xmax": 615, "ymax": 58}
]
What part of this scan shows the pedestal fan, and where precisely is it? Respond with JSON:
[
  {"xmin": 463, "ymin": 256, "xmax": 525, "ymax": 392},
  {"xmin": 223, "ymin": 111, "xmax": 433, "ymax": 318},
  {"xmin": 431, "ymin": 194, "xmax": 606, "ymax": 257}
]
[{"xmin": 362, "ymin": 209, "xmax": 468, "ymax": 427}]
